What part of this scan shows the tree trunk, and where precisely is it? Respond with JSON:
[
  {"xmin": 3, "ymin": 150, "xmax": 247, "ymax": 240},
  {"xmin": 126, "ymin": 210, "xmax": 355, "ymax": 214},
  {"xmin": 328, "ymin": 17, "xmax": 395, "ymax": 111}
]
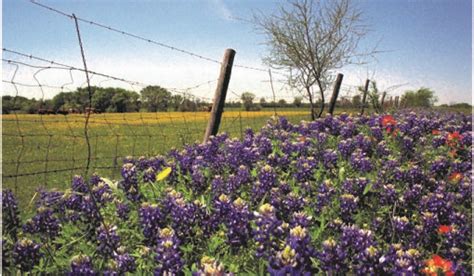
[
  {"xmin": 317, "ymin": 81, "xmax": 325, "ymax": 118},
  {"xmin": 306, "ymin": 86, "xmax": 316, "ymax": 120}
]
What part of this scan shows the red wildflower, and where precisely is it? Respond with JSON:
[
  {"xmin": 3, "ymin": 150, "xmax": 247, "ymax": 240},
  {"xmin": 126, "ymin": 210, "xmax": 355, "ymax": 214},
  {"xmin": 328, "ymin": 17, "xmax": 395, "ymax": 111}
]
[
  {"xmin": 438, "ymin": 225, "xmax": 452, "ymax": 234},
  {"xmin": 432, "ymin": 129, "xmax": 440, "ymax": 135},
  {"xmin": 447, "ymin": 131, "xmax": 461, "ymax": 141},
  {"xmin": 446, "ymin": 131, "xmax": 462, "ymax": 148},
  {"xmin": 381, "ymin": 115, "xmax": 397, "ymax": 135},
  {"xmin": 448, "ymin": 172, "xmax": 462, "ymax": 183},
  {"xmin": 422, "ymin": 255, "xmax": 454, "ymax": 276},
  {"xmin": 381, "ymin": 115, "xmax": 397, "ymax": 127}
]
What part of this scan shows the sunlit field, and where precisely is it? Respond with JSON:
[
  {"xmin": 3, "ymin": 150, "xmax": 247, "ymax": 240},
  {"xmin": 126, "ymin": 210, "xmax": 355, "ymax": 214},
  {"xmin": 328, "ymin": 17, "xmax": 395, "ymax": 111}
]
[{"xmin": 3, "ymin": 109, "xmax": 313, "ymax": 210}]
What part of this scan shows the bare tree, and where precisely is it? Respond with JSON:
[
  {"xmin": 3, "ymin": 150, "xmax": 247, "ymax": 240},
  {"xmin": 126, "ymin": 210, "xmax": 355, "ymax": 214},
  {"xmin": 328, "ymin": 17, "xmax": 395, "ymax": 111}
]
[{"xmin": 254, "ymin": 0, "xmax": 375, "ymax": 119}]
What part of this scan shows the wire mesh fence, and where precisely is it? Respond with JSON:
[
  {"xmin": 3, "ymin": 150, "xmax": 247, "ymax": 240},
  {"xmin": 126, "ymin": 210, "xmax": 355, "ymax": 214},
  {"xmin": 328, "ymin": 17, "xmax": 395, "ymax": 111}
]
[{"xmin": 3, "ymin": 0, "xmax": 375, "ymax": 207}]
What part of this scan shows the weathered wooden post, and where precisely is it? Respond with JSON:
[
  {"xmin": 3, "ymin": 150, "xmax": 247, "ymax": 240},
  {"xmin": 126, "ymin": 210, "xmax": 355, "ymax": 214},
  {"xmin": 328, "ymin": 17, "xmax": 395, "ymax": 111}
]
[
  {"xmin": 381, "ymin": 91, "xmax": 386, "ymax": 112},
  {"xmin": 328, "ymin": 73, "xmax": 344, "ymax": 115},
  {"xmin": 394, "ymin": 96, "xmax": 400, "ymax": 108},
  {"xmin": 360, "ymin": 79, "xmax": 370, "ymax": 115},
  {"xmin": 203, "ymin": 48, "xmax": 236, "ymax": 142}
]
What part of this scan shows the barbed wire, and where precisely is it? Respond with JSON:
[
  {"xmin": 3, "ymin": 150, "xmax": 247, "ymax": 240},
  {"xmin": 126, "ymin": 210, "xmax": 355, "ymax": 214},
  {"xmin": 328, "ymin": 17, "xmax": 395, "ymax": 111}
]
[
  {"xmin": 3, "ymin": 0, "xmax": 388, "ymax": 209},
  {"xmin": 29, "ymin": 0, "xmax": 286, "ymax": 76},
  {"xmin": 3, "ymin": 48, "xmax": 214, "ymax": 101}
]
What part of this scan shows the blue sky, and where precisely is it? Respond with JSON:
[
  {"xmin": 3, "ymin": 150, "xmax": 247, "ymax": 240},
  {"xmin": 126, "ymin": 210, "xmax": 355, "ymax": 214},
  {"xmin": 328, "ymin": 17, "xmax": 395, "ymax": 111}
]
[{"xmin": 2, "ymin": 0, "xmax": 472, "ymax": 104}]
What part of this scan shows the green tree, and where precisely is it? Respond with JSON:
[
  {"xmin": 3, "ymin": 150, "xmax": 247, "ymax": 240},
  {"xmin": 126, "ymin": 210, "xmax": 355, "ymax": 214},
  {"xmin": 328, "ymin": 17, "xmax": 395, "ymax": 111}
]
[
  {"xmin": 170, "ymin": 94, "xmax": 184, "ymax": 111},
  {"xmin": 140, "ymin": 86, "xmax": 172, "ymax": 112},
  {"xmin": 91, "ymin": 88, "xmax": 114, "ymax": 112},
  {"xmin": 401, "ymin": 87, "xmax": 437, "ymax": 108},
  {"xmin": 278, "ymin": 99, "xmax": 287, "ymax": 107},
  {"xmin": 293, "ymin": 96, "xmax": 303, "ymax": 108},
  {"xmin": 241, "ymin": 92, "xmax": 256, "ymax": 111}
]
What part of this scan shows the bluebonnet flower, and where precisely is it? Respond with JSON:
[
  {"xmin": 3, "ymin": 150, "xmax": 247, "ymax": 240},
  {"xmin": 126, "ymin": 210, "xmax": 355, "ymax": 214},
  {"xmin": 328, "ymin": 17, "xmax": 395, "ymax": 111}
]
[
  {"xmin": 340, "ymin": 194, "xmax": 359, "ymax": 221},
  {"xmin": 192, "ymin": 256, "xmax": 232, "ymax": 276},
  {"xmin": 226, "ymin": 198, "xmax": 252, "ymax": 247},
  {"xmin": 2, "ymin": 189, "xmax": 20, "ymax": 238},
  {"xmin": 430, "ymin": 157, "xmax": 450, "ymax": 178},
  {"xmin": 72, "ymin": 175, "xmax": 90, "ymax": 193},
  {"xmin": 119, "ymin": 163, "xmax": 141, "ymax": 202},
  {"xmin": 284, "ymin": 226, "xmax": 316, "ymax": 272},
  {"xmin": 154, "ymin": 227, "xmax": 184, "ymax": 275},
  {"xmin": 253, "ymin": 204, "xmax": 284, "ymax": 258},
  {"xmin": 69, "ymin": 255, "xmax": 96, "ymax": 275},
  {"xmin": 350, "ymin": 149, "xmax": 373, "ymax": 173},
  {"xmin": 97, "ymin": 224, "xmax": 120, "ymax": 258},
  {"xmin": 317, "ymin": 238, "xmax": 347, "ymax": 274},
  {"xmin": 403, "ymin": 183, "xmax": 423, "ymax": 203},
  {"xmin": 337, "ymin": 138, "xmax": 355, "ymax": 159},
  {"xmin": 392, "ymin": 248, "xmax": 423, "ymax": 274},
  {"xmin": 342, "ymin": 178, "xmax": 369, "ymax": 196},
  {"xmin": 168, "ymin": 194, "xmax": 200, "ymax": 241},
  {"xmin": 143, "ymin": 167, "xmax": 156, "ymax": 183},
  {"xmin": 139, "ymin": 202, "xmax": 163, "ymax": 246},
  {"xmin": 380, "ymin": 184, "xmax": 397, "ymax": 205},
  {"xmin": 353, "ymin": 245, "xmax": 383, "ymax": 275},
  {"xmin": 289, "ymin": 211, "xmax": 312, "ymax": 228},
  {"xmin": 315, "ymin": 180, "xmax": 335, "ymax": 212},
  {"xmin": 340, "ymin": 121, "xmax": 357, "ymax": 139},
  {"xmin": 375, "ymin": 141, "xmax": 391, "ymax": 157},
  {"xmin": 322, "ymin": 149, "xmax": 338, "ymax": 169},
  {"xmin": 392, "ymin": 216, "xmax": 411, "ymax": 234},
  {"xmin": 421, "ymin": 212, "xmax": 439, "ymax": 232},
  {"xmin": 294, "ymin": 157, "xmax": 317, "ymax": 182},
  {"xmin": 91, "ymin": 180, "xmax": 114, "ymax": 206},
  {"xmin": 401, "ymin": 136, "xmax": 415, "ymax": 153},
  {"xmin": 432, "ymin": 135, "xmax": 446, "ymax": 148},
  {"xmin": 104, "ymin": 247, "xmax": 136, "ymax": 275},
  {"xmin": 252, "ymin": 165, "xmax": 277, "ymax": 202},
  {"xmin": 23, "ymin": 207, "xmax": 61, "ymax": 240},
  {"xmin": 354, "ymin": 134, "xmax": 373, "ymax": 155},
  {"xmin": 214, "ymin": 194, "xmax": 232, "ymax": 219},
  {"xmin": 115, "ymin": 201, "xmax": 131, "ymax": 221},
  {"xmin": 13, "ymin": 238, "xmax": 42, "ymax": 272},
  {"xmin": 190, "ymin": 165, "xmax": 208, "ymax": 194},
  {"xmin": 211, "ymin": 175, "xmax": 225, "ymax": 199},
  {"xmin": 370, "ymin": 126, "xmax": 384, "ymax": 141},
  {"xmin": 34, "ymin": 188, "xmax": 65, "ymax": 212}
]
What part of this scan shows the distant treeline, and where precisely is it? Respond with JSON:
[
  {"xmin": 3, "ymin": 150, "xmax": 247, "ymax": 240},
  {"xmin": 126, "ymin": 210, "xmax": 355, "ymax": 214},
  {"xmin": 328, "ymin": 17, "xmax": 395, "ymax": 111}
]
[
  {"xmin": 2, "ymin": 86, "xmax": 470, "ymax": 114},
  {"xmin": 2, "ymin": 86, "xmax": 212, "ymax": 114}
]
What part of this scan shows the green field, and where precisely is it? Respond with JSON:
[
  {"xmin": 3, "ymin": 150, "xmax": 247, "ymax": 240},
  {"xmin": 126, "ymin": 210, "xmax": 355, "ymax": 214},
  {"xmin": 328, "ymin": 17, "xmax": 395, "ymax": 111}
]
[
  {"xmin": 3, "ymin": 109, "xmax": 316, "ymax": 212},
  {"xmin": 4, "ymin": 106, "xmax": 469, "ymax": 213}
]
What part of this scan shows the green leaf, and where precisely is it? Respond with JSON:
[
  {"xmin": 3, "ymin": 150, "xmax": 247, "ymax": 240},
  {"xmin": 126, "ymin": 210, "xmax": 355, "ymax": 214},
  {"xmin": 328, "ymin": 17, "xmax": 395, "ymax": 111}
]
[
  {"xmin": 101, "ymin": 177, "xmax": 117, "ymax": 190},
  {"xmin": 363, "ymin": 182, "xmax": 373, "ymax": 195}
]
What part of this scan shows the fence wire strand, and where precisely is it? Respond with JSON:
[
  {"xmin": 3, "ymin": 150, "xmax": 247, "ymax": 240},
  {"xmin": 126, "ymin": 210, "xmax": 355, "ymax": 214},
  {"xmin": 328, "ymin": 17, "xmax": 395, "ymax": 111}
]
[{"xmin": 2, "ymin": 1, "xmax": 386, "ymax": 209}]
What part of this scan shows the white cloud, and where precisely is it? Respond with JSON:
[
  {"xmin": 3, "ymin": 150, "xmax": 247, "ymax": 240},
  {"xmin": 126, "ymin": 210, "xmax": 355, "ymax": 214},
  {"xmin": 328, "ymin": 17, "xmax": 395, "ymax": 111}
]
[{"xmin": 209, "ymin": 0, "xmax": 233, "ymax": 21}]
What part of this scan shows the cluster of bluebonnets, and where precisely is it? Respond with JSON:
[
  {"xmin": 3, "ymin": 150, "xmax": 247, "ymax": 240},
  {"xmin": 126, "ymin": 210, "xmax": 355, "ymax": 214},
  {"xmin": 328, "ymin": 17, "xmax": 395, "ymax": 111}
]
[{"xmin": 2, "ymin": 111, "xmax": 472, "ymax": 275}]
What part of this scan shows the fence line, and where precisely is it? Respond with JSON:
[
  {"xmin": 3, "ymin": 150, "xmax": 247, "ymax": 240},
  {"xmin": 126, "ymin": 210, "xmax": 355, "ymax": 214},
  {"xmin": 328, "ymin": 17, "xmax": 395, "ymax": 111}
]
[{"xmin": 3, "ymin": 0, "xmax": 395, "ymax": 208}]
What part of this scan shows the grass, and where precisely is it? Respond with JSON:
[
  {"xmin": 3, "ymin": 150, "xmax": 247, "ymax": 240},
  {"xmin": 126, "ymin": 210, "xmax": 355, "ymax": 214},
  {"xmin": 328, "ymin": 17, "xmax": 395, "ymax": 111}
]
[
  {"xmin": 3, "ymin": 108, "xmax": 316, "ymax": 212},
  {"xmin": 8, "ymin": 105, "xmax": 460, "ymax": 212}
]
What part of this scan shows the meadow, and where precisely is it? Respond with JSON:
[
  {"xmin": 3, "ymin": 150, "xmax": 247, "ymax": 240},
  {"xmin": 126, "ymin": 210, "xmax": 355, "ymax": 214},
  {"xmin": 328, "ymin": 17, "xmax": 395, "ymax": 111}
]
[
  {"xmin": 2, "ymin": 110, "xmax": 471, "ymax": 274},
  {"xmin": 2, "ymin": 109, "xmax": 314, "ymax": 210}
]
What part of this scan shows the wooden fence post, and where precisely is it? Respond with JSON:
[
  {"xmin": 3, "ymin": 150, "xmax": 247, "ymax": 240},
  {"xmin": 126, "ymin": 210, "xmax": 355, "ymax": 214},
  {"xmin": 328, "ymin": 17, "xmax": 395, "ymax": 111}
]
[
  {"xmin": 328, "ymin": 73, "xmax": 344, "ymax": 115},
  {"xmin": 381, "ymin": 91, "xmax": 386, "ymax": 112},
  {"xmin": 203, "ymin": 48, "xmax": 236, "ymax": 142},
  {"xmin": 360, "ymin": 79, "xmax": 370, "ymax": 115},
  {"xmin": 394, "ymin": 96, "xmax": 400, "ymax": 108}
]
